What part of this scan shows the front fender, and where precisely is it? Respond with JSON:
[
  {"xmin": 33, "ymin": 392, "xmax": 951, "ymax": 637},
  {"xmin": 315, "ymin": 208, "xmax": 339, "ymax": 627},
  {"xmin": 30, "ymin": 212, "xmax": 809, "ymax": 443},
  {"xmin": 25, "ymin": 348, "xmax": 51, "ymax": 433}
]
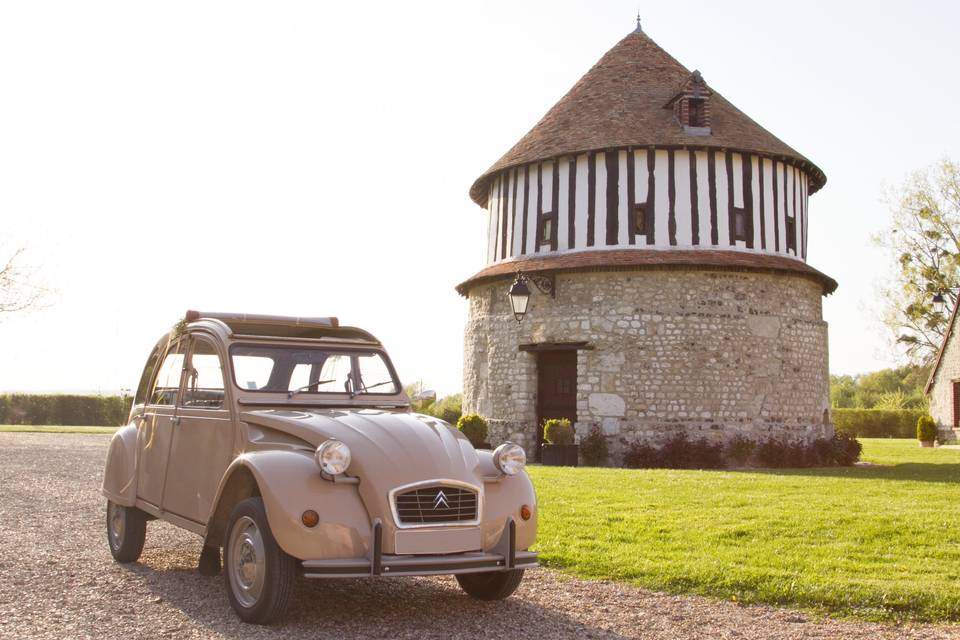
[
  {"xmin": 219, "ymin": 450, "xmax": 372, "ymax": 561},
  {"xmin": 480, "ymin": 465, "xmax": 538, "ymax": 552},
  {"xmin": 101, "ymin": 423, "xmax": 138, "ymax": 506}
]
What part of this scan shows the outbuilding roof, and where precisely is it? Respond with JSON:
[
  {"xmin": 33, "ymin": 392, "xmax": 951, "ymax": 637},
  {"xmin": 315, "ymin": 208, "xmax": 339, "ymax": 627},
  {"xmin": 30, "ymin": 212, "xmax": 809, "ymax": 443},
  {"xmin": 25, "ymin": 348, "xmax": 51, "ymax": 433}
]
[
  {"xmin": 469, "ymin": 26, "xmax": 826, "ymax": 207},
  {"xmin": 455, "ymin": 249, "xmax": 838, "ymax": 297}
]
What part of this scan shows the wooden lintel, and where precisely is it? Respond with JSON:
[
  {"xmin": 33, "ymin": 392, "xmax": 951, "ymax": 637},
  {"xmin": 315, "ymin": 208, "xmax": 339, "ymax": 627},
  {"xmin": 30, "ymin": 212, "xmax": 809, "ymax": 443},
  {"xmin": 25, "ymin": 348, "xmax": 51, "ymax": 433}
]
[{"xmin": 518, "ymin": 342, "xmax": 594, "ymax": 353}]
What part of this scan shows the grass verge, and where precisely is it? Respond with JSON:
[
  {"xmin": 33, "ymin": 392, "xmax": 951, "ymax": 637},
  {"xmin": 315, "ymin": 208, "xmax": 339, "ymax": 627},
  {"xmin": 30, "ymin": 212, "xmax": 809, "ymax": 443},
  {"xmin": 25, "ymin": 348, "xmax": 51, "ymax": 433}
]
[
  {"xmin": 0, "ymin": 425, "xmax": 118, "ymax": 434},
  {"xmin": 528, "ymin": 438, "xmax": 960, "ymax": 623}
]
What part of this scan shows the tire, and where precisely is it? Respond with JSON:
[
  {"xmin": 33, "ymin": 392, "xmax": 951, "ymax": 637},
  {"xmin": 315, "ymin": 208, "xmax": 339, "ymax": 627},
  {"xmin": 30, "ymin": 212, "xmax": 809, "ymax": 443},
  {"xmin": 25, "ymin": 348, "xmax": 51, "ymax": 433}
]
[
  {"xmin": 106, "ymin": 500, "xmax": 147, "ymax": 563},
  {"xmin": 223, "ymin": 497, "xmax": 297, "ymax": 624},
  {"xmin": 456, "ymin": 569, "xmax": 525, "ymax": 600}
]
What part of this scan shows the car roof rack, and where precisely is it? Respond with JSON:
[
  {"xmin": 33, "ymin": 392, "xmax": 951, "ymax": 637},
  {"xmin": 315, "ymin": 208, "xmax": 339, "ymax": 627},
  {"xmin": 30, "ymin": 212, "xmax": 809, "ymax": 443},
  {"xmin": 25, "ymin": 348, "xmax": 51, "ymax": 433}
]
[{"xmin": 184, "ymin": 310, "xmax": 380, "ymax": 344}]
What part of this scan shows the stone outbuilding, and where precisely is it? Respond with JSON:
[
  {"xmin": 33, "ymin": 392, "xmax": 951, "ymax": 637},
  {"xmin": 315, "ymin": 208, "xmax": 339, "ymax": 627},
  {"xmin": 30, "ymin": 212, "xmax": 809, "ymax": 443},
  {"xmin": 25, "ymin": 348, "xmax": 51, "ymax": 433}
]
[
  {"xmin": 924, "ymin": 305, "xmax": 960, "ymax": 441},
  {"xmin": 457, "ymin": 22, "xmax": 837, "ymax": 462}
]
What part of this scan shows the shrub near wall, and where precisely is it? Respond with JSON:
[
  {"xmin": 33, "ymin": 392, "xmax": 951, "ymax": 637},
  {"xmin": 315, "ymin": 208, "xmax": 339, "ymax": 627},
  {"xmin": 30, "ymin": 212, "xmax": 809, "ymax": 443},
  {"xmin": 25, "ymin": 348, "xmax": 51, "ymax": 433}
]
[
  {"xmin": 0, "ymin": 394, "xmax": 133, "ymax": 426},
  {"xmin": 832, "ymin": 408, "xmax": 926, "ymax": 438}
]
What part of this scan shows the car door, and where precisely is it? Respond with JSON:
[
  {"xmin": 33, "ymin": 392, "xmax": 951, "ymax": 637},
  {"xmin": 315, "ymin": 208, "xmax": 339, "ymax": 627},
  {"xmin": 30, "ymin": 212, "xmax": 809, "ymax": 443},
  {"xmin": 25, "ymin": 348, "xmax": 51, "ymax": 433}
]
[
  {"xmin": 136, "ymin": 338, "xmax": 187, "ymax": 508},
  {"xmin": 161, "ymin": 333, "xmax": 234, "ymax": 524}
]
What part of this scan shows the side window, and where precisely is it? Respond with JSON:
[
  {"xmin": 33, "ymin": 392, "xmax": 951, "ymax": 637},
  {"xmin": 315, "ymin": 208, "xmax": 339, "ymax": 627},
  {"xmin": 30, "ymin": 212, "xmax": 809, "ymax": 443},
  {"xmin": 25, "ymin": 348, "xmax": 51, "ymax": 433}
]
[
  {"xmin": 134, "ymin": 344, "xmax": 162, "ymax": 406},
  {"xmin": 149, "ymin": 341, "xmax": 187, "ymax": 406},
  {"xmin": 183, "ymin": 337, "xmax": 226, "ymax": 409}
]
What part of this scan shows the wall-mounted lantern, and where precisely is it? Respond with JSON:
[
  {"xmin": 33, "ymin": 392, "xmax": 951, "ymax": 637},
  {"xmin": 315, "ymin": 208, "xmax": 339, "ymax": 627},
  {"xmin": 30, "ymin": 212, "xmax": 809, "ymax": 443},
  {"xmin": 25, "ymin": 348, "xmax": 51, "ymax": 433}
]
[
  {"xmin": 507, "ymin": 272, "xmax": 555, "ymax": 323},
  {"xmin": 933, "ymin": 290, "xmax": 948, "ymax": 316}
]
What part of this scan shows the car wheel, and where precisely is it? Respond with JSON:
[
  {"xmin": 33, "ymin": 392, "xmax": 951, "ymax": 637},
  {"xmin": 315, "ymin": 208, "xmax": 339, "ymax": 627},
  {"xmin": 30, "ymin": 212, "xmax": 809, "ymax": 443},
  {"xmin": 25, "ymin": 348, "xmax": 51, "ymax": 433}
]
[
  {"xmin": 456, "ymin": 569, "xmax": 525, "ymax": 600},
  {"xmin": 106, "ymin": 500, "xmax": 147, "ymax": 563},
  {"xmin": 223, "ymin": 497, "xmax": 297, "ymax": 624}
]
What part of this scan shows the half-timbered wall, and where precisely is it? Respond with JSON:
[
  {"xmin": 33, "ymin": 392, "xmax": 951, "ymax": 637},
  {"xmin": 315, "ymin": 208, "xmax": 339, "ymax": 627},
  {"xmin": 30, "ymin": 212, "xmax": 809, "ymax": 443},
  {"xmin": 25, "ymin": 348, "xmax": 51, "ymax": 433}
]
[{"xmin": 484, "ymin": 149, "xmax": 811, "ymax": 264}]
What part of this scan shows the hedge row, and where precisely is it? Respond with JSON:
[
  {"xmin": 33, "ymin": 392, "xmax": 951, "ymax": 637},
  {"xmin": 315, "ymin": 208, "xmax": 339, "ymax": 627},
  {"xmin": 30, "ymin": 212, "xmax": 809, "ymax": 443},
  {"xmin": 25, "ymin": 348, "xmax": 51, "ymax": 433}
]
[
  {"xmin": 832, "ymin": 408, "xmax": 927, "ymax": 438},
  {"xmin": 622, "ymin": 433, "xmax": 862, "ymax": 469},
  {"xmin": 0, "ymin": 394, "xmax": 133, "ymax": 426}
]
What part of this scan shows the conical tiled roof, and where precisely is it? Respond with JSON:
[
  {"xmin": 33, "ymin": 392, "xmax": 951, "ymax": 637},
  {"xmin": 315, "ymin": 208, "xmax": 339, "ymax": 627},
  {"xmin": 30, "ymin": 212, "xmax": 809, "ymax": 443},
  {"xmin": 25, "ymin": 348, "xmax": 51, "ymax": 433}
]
[{"xmin": 469, "ymin": 28, "xmax": 825, "ymax": 206}]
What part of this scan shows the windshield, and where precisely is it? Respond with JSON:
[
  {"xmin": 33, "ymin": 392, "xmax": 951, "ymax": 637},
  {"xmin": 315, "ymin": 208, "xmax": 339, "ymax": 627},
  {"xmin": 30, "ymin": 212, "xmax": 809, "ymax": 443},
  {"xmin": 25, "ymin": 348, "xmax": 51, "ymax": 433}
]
[{"xmin": 229, "ymin": 345, "xmax": 400, "ymax": 395}]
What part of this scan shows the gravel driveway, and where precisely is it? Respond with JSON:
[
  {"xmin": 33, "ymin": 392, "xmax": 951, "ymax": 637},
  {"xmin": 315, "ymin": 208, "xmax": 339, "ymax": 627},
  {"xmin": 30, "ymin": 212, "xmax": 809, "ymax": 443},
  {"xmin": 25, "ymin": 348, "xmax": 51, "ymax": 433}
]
[{"xmin": 0, "ymin": 432, "xmax": 957, "ymax": 640}]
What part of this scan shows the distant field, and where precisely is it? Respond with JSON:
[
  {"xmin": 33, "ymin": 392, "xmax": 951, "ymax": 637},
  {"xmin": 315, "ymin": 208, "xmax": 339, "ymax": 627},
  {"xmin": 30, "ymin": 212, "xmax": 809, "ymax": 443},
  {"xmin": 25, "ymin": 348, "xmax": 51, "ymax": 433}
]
[
  {"xmin": 0, "ymin": 425, "xmax": 117, "ymax": 434},
  {"xmin": 528, "ymin": 439, "xmax": 960, "ymax": 623}
]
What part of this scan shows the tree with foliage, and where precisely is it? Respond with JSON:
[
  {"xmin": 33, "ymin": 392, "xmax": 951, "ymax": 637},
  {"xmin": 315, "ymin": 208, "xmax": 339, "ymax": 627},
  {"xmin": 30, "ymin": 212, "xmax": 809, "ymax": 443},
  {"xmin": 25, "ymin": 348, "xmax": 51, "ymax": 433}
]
[
  {"xmin": 829, "ymin": 364, "xmax": 931, "ymax": 409},
  {"xmin": 876, "ymin": 159, "xmax": 960, "ymax": 362},
  {"xmin": 0, "ymin": 247, "xmax": 48, "ymax": 316},
  {"xmin": 403, "ymin": 381, "xmax": 463, "ymax": 424}
]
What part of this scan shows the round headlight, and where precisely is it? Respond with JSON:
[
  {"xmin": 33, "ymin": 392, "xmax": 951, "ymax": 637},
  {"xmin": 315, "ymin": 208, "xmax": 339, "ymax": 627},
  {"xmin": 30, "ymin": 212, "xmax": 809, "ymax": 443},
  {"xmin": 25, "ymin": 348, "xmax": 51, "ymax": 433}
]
[
  {"xmin": 315, "ymin": 440, "xmax": 351, "ymax": 476},
  {"xmin": 493, "ymin": 442, "xmax": 526, "ymax": 476}
]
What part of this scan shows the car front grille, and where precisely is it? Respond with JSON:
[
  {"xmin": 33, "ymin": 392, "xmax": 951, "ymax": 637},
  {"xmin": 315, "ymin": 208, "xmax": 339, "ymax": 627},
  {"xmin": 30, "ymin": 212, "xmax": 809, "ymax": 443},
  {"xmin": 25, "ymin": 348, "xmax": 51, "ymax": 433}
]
[{"xmin": 394, "ymin": 485, "xmax": 478, "ymax": 525}]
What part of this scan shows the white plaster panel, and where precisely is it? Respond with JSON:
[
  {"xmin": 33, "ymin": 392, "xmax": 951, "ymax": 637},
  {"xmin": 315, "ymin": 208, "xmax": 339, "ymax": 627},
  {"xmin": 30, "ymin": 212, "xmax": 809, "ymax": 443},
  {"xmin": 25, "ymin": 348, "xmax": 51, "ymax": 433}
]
[{"xmin": 589, "ymin": 392, "xmax": 626, "ymax": 417}]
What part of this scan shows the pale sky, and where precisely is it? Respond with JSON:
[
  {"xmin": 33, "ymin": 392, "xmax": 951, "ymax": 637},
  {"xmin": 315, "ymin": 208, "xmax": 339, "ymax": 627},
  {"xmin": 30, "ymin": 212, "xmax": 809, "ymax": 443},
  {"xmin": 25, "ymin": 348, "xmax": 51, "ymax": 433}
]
[{"xmin": 1, "ymin": 1, "xmax": 958, "ymax": 396}]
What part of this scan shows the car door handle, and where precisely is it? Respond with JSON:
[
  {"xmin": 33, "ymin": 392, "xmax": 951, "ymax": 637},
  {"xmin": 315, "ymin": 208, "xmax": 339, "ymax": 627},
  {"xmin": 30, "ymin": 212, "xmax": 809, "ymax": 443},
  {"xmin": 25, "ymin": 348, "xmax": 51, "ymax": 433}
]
[{"xmin": 173, "ymin": 416, "xmax": 181, "ymax": 426}]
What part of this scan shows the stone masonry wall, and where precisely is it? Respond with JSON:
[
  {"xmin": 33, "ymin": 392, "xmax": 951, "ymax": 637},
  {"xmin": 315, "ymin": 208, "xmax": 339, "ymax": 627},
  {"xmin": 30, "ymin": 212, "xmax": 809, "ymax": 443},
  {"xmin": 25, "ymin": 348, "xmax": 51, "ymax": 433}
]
[
  {"xmin": 927, "ymin": 319, "xmax": 960, "ymax": 441},
  {"xmin": 462, "ymin": 268, "xmax": 832, "ymax": 463}
]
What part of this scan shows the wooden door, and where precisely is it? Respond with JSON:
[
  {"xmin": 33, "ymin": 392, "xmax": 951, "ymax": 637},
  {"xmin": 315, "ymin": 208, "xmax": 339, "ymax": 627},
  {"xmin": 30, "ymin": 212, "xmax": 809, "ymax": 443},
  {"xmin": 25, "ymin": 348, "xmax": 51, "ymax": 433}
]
[
  {"xmin": 536, "ymin": 350, "xmax": 578, "ymax": 460},
  {"xmin": 953, "ymin": 381, "xmax": 960, "ymax": 429}
]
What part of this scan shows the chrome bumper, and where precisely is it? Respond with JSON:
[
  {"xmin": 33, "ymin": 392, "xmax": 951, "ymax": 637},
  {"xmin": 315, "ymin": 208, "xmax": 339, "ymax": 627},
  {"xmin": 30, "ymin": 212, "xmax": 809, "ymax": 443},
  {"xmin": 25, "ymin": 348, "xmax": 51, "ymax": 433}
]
[{"xmin": 301, "ymin": 517, "xmax": 538, "ymax": 579}]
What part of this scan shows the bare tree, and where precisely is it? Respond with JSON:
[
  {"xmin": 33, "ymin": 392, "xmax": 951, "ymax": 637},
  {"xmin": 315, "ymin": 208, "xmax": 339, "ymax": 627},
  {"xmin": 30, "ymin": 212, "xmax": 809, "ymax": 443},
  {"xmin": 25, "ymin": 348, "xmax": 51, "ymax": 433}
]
[
  {"xmin": 875, "ymin": 159, "xmax": 960, "ymax": 363},
  {"xmin": 0, "ymin": 247, "xmax": 49, "ymax": 315}
]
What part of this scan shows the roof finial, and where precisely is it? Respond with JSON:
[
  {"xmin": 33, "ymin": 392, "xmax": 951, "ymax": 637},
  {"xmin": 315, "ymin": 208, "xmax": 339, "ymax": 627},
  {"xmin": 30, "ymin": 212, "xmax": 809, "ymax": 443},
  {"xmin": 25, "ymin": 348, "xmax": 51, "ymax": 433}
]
[{"xmin": 634, "ymin": 13, "xmax": 642, "ymax": 33}]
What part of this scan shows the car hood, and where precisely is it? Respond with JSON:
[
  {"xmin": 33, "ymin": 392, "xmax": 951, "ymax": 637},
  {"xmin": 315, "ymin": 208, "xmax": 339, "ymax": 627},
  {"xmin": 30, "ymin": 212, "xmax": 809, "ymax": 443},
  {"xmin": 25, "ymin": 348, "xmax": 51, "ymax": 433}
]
[{"xmin": 240, "ymin": 408, "xmax": 483, "ymax": 530}]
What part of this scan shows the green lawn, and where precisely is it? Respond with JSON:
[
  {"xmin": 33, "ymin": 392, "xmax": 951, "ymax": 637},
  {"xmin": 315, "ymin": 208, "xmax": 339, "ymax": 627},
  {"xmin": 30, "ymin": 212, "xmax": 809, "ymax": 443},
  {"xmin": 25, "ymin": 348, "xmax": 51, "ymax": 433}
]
[
  {"xmin": 528, "ymin": 439, "xmax": 960, "ymax": 623},
  {"xmin": 0, "ymin": 425, "xmax": 118, "ymax": 434}
]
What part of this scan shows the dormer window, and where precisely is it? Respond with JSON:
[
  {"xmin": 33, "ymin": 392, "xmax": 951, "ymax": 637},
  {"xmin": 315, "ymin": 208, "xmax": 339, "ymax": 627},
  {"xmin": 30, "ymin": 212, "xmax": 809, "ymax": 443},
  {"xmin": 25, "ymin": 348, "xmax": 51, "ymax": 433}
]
[
  {"xmin": 667, "ymin": 70, "xmax": 712, "ymax": 135},
  {"xmin": 688, "ymin": 98, "xmax": 706, "ymax": 127}
]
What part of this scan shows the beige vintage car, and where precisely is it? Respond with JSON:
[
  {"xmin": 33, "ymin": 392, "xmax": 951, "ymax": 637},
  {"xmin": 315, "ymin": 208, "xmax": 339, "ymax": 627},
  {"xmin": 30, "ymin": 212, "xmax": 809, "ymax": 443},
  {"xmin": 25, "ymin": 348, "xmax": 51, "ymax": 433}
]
[{"xmin": 102, "ymin": 311, "xmax": 537, "ymax": 624}]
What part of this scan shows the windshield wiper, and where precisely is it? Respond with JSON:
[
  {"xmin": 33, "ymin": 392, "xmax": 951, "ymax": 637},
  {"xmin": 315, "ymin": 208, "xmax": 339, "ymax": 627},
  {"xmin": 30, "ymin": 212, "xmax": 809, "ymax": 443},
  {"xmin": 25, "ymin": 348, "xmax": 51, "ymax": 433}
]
[
  {"xmin": 287, "ymin": 379, "xmax": 336, "ymax": 398},
  {"xmin": 358, "ymin": 380, "xmax": 395, "ymax": 393}
]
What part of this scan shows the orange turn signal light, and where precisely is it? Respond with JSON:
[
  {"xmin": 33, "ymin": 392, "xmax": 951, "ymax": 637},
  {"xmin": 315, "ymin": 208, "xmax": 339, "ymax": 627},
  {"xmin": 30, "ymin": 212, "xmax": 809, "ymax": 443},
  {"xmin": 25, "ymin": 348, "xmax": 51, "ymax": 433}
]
[
  {"xmin": 301, "ymin": 510, "xmax": 320, "ymax": 528},
  {"xmin": 520, "ymin": 504, "xmax": 532, "ymax": 521}
]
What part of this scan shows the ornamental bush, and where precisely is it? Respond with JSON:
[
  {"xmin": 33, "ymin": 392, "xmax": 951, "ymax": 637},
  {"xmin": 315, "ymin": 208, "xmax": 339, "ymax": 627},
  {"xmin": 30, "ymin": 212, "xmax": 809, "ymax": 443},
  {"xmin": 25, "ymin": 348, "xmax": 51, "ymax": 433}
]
[
  {"xmin": 622, "ymin": 441, "xmax": 659, "ymax": 469},
  {"xmin": 917, "ymin": 415, "xmax": 938, "ymax": 442},
  {"xmin": 543, "ymin": 418, "xmax": 574, "ymax": 445},
  {"xmin": 724, "ymin": 435, "xmax": 756, "ymax": 466},
  {"xmin": 755, "ymin": 438, "xmax": 791, "ymax": 468},
  {"xmin": 579, "ymin": 424, "xmax": 609, "ymax": 466},
  {"xmin": 456, "ymin": 413, "xmax": 489, "ymax": 447},
  {"xmin": 831, "ymin": 432, "xmax": 863, "ymax": 466}
]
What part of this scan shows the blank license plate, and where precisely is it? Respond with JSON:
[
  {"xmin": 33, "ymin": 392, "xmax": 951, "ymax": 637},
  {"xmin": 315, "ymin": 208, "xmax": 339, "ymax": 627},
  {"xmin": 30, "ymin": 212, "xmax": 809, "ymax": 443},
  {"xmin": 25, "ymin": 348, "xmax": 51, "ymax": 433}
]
[{"xmin": 394, "ymin": 527, "xmax": 481, "ymax": 555}]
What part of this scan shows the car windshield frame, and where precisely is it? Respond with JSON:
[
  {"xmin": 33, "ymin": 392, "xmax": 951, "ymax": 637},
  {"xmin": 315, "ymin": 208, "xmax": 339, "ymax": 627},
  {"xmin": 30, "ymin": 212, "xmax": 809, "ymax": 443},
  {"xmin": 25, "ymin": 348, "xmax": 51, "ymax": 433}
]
[{"xmin": 228, "ymin": 342, "xmax": 402, "ymax": 397}]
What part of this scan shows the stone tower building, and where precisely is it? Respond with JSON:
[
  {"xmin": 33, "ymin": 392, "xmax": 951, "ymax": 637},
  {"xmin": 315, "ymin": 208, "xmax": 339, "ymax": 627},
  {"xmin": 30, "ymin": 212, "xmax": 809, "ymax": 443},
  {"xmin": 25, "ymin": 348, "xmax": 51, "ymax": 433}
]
[{"xmin": 457, "ymin": 23, "xmax": 837, "ymax": 462}]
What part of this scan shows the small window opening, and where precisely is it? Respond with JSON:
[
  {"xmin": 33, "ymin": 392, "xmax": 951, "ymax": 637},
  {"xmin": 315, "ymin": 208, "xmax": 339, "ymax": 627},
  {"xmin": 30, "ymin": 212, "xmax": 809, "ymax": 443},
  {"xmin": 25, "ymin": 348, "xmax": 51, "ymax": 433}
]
[
  {"xmin": 688, "ymin": 98, "xmax": 706, "ymax": 127},
  {"xmin": 633, "ymin": 202, "xmax": 647, "ymax": 235},
  {"xmin": 539, "ymin": 211, "xmax": 556, "ymax": 246},
  {"xmin": 786, "ymin": 216, "xmax": 797, "ymax": 253},
  {"xmin": 732, "ymin": 206, "xmax": 748, "ymax": 241}
]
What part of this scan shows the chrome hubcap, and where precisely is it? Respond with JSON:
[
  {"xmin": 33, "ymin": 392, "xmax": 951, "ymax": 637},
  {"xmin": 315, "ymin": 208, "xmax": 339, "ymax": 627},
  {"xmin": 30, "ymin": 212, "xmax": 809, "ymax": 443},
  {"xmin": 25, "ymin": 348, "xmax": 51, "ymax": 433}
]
[
  {"xmin": 108, "ymin": 502, "xmax": 124, "ymax": 548},
  {"xmin": 228, "ymin": 516, "xmax": 265, "ymax": 608}
]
